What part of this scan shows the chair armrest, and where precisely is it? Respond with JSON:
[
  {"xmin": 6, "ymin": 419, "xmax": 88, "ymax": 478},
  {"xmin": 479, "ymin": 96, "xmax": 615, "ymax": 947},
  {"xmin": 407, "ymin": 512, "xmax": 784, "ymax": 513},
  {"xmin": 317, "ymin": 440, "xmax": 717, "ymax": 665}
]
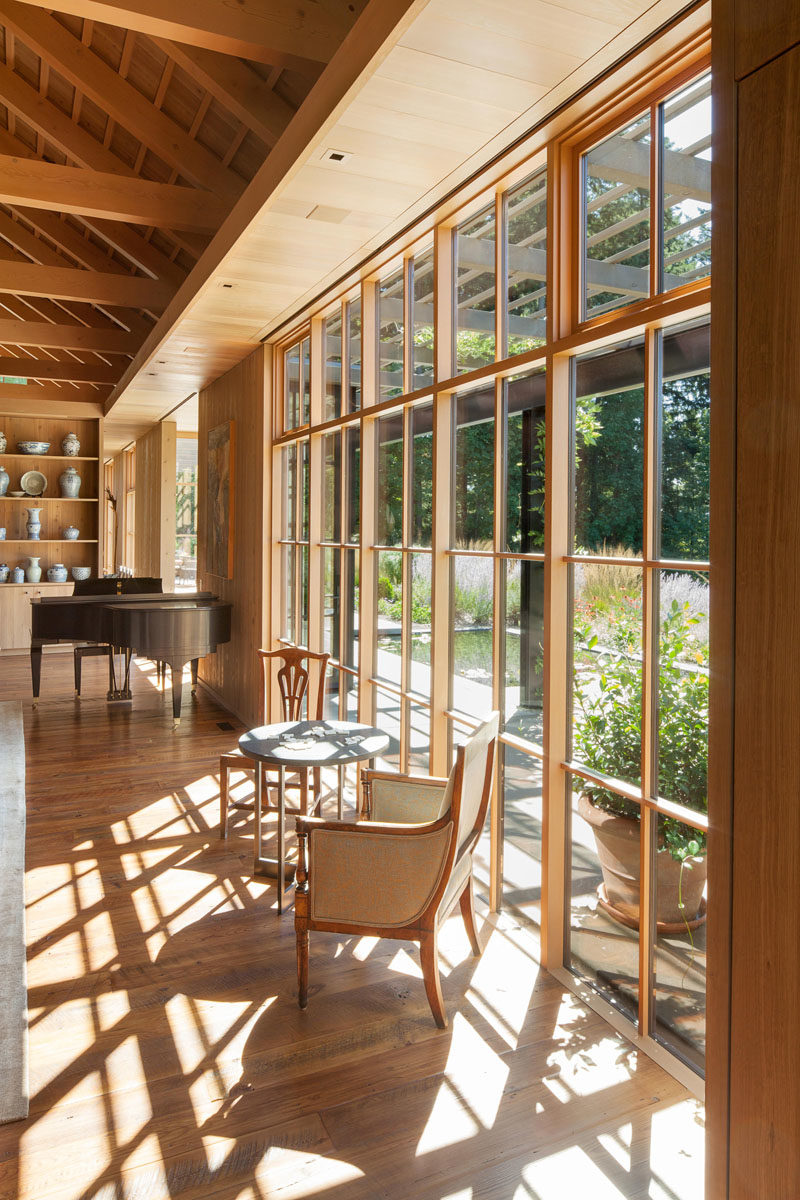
[
  {"xmin": 298, "ymin": 818, "xmax": 453, "ymax": 928},
  {"xmin": 360, "ymin": 770, "xmax": 450, "ymax": 823}
]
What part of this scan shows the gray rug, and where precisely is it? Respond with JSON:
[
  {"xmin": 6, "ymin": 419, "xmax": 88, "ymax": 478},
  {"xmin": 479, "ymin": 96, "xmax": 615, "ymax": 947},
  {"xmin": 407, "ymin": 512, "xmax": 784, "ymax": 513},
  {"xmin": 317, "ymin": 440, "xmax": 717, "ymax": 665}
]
[{"xmin": 0, "ymin": 701, "xmax": 28, "ymax": 1123}]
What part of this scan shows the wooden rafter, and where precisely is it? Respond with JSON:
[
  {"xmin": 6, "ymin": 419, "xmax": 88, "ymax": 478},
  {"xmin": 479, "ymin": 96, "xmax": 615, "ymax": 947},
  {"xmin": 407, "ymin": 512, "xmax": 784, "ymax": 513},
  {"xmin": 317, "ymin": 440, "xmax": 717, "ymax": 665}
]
[
  {"xmin": 0, "ymin": 261, "xmax": 173, "ymax": 309},
  {"xmin": 0, "ymin": 354, "xmax": 119, "ymax": 382},
  {"xmin": 0, "ymin": 317, "xmax": 137, "ymax": 351},
  {"xmin": 0, "ymin": 379, "xmax": 108, "ymax": 404},
  {"xmin": 0, "ymin": 154, "xmax": 227, "ymax": 231},
  {"xmin": 5, "ymin": 0, "xmax": 359, "ymax": 66}
]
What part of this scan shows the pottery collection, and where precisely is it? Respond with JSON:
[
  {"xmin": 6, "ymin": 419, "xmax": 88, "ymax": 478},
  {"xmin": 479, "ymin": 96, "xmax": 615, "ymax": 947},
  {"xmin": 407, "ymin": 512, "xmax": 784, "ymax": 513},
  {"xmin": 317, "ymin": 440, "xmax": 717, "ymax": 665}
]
[
  {"xmin": 0, "ymin": 466, "xmax": 8, "ymax": 497},
  {"xmin": 61, "ymin": 432, "xmax": 80, "ymax": 456},
  {"xmin": 63, "ymin": 525, "xmax": 80, "ymax": 540},
  {"xmin": 47, "ymin": 563, "xmax": 68, "ymax": 583},
  {"xmin": 25, "ymin": 557, "xmax": 41, "ymax": 584},
  {"xmin": 59, "ymin": 466, "xmax": 81, "ymax": 498},
  {"xmin": 26, "ymin": 508, "xmax": 42, "ymax": 540}
]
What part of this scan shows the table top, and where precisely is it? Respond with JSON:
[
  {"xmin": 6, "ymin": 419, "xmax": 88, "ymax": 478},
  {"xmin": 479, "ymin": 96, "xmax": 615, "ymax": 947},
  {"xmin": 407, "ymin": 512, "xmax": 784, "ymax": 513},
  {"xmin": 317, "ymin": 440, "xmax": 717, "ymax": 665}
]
[{"xmin": 238, "ymin": 719, "xmax": 390, "ymax": 767}]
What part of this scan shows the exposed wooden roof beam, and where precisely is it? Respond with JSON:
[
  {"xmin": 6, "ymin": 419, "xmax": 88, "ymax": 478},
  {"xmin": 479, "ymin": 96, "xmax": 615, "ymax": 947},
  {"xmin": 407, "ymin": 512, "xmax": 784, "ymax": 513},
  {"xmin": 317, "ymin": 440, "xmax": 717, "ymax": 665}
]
[
  {"xmin": 154, "ymin": 39, "xmax": 297, "ymax": 146},
  {"xmin": 0, "ymin": 154, "xmax": 227, "ymax": 231},
  {"xmin": 0, "ymin": 354, "xmax": 120, "ymax": 383},
  {"xmin": 0, "ymin": 261, "xmax": 173, "ymax": 309},
  {"xmin": 5, "ymin": 0, "xmax": 356, "ymax": 66},
  {"xmin": 0, "ymin": 0, "xmax": 245, "ymax": 197},
  {"xmin": 0, "ymin": 318, "xmax": 137, "ymax": 351},
  {"xmin": 0, "ymin": 380, "xmax": 105, "ymax": 414}
]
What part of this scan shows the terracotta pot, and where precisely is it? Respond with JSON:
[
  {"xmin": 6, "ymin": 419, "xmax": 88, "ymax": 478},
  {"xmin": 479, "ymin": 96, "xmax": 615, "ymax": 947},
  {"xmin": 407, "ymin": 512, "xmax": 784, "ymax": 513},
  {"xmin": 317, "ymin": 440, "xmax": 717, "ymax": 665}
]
[{"xmin": 577, "ymin": 792, "xmax": 707, "ymax": 932}]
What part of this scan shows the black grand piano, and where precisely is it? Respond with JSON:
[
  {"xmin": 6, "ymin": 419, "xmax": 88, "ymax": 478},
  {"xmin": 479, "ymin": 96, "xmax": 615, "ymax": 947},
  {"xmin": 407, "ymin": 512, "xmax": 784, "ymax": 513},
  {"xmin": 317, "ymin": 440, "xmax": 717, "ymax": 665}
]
[{"xmin": 30, "ymin": 578, "xmax": 232, "ymax": 724}]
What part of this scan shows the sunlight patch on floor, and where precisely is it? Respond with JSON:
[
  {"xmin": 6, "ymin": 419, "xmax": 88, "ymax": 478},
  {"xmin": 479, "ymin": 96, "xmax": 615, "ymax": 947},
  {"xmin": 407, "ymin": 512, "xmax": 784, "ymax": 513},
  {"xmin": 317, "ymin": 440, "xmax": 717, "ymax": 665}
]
[{"xmin": 547, "ymin": 1035, "xmax": 637, "ymax": 1098}]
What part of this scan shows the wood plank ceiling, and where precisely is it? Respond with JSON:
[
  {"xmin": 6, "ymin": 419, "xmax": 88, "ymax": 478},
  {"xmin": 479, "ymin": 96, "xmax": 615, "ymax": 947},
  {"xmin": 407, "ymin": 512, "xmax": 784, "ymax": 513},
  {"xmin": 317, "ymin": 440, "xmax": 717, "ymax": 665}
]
[{"xmin": 0, "ymin": 0, "xmax": 365, "ymax": 430}]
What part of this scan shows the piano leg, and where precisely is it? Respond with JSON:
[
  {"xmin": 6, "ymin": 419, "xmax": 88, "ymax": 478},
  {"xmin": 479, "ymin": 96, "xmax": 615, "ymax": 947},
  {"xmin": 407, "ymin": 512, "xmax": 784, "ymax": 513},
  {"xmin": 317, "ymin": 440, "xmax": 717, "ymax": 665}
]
[
  {"xmin": 169, "ymin": 661, "xmax": 183, "ymax": 726},
  {"xmin": 30, "ymin": 641, "xmax": 43, "ymax": 708},
  {"xmin": 123, "ymin": 648, "xmax": 132, "ymax": 699},
  {"xmin": 190, "ymin": 658, "xmax": 199, "ymax": 696}
]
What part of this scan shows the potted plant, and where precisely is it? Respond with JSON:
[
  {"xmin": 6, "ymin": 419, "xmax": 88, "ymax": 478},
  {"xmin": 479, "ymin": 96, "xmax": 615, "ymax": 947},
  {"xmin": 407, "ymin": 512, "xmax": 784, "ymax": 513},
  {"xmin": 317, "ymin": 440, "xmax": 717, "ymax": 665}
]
[{"xmin": 572, "ymin": 591, "xmax": 708, "ymax": 933}]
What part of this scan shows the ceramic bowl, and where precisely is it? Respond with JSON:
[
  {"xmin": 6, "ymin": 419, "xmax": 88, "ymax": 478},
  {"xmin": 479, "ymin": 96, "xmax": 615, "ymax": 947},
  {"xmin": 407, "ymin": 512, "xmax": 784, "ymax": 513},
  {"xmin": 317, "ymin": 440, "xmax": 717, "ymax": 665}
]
[
  {"xmin": 8, "ymin": 491, "xmax": 25, "ymax": 498},
  {"xmin": 71, "ymin": 566, "xmax": 91, "ymax": 581},
  {"xmin": 20, "ymin": 470, "xmax": 47, "ymax": 496},
  {"xmin": 17, "ymin": 441, "xmax": 50, "ymax": 455}
]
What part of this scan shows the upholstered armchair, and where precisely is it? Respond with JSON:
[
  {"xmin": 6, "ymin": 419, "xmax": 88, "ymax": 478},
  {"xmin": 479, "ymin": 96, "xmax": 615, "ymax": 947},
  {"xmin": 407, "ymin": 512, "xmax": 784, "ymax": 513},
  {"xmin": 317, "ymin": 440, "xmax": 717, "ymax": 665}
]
[{"xmin": 294, "ymin": 712, "xmax": 499, "ymax": 1028}]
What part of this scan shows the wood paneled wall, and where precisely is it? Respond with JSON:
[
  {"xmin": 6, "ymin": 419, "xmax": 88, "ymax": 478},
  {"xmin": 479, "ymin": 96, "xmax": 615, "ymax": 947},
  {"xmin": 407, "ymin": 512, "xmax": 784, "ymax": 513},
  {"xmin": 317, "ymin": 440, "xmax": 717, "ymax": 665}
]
[
  {"xmin": 133, "ymin": 422, "xmax": 176, "ymax": 589},
  {"xmin": 197, "ymin": 345, "xmax": 270, "ymax": 726},
  {"xmin": 710, "ymin": 2, "xmax": 800, "ymax": 1195}
]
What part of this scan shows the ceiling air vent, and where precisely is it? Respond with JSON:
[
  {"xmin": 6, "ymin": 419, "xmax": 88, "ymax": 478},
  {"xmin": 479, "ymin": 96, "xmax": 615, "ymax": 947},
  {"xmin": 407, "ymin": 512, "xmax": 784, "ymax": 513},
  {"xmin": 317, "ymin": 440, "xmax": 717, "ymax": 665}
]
[{"xmin": 322, "ymin": 148, "xmax": 352, "ymax": 164}]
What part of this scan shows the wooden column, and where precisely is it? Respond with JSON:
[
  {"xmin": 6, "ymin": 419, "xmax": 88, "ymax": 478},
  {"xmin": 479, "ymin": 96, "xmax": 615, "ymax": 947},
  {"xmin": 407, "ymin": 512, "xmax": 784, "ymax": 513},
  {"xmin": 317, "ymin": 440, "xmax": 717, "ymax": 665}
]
[
  {"xmin": 134, "ymin": 420, "xmax": 176, "ymax": 590},
  {"xmin": 709, "ymin": 1, "xmax": 800, "ymax": 1194}
]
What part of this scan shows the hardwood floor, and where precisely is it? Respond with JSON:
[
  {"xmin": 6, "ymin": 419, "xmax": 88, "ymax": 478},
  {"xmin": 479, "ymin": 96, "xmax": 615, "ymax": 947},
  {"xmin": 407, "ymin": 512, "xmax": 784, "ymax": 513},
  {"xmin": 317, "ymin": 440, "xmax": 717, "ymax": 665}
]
[{"xmin": 0, "ymin": 652, "xmax": 704, "ymax": 1200}]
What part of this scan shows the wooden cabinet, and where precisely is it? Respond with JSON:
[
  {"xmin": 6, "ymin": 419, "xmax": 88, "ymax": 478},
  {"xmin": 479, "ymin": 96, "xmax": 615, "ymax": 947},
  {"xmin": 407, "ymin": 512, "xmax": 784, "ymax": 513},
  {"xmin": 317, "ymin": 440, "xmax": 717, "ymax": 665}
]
[{"xmin": 0, "ymin": 413, "xmax": 103, "ymax": 654}]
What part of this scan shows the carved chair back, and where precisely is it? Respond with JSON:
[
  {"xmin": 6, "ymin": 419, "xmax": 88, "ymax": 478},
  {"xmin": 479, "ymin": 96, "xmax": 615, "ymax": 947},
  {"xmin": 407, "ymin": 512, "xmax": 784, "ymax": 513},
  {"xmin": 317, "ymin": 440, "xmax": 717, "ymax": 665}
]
[{"xmin": 257, "ymin": 648, "xmax": 330, "ymax": 725}]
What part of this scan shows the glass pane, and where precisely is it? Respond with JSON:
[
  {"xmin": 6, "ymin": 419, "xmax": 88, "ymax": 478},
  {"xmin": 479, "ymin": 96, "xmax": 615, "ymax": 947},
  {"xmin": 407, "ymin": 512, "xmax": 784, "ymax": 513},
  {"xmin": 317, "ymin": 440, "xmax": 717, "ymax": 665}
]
[
  {"xmin": 375, "ymin": 687, "xmax": 401, "ymax": 771},
  {"xmin": 345, "ymin": 426, "xmax": 360, "ymax": 544},
  {"xmin": 348, "ymin": 297, "xmax": 362, "ymax": 411},
  {"xmin": 377, "ymin": 412, "xmax": 403, "ymax": 546},
  {"xmin": 569, "ymin": 772, "xmax": 639, "ymax": 1022},
  {"xmin": 660, "ymin": 323, "xmax": 710, "ymax": 560},
  {"xmin": 324, "ymin": 666, "xmax": 340, "ymax": 721},
  {"xmin": 452, "ymin": 555, "xmax": 494, "ymax": 721},
  {"xmin": 657, "ymin": 569, "xmax": 709, "ymax": 811},
  {"xmin": 281, "ymin": 545, "xmax": 295, "ymax": 642},
  {"xmin": 573, "ymin": 338, "xmax": 645, "ymax": 556},
  {"xmin": 324, "ymin": 311, "xmax": 343, "ymax": 421},
  {"xmin": 376, "ymin": 550, "xmax": 402, "ymax": 685},
  {"xmin": 282, "ymin": 445, "xmax": 296, "ymax": 540},
  {"xmin": 300, "ymin": 440, "xmax": 310, "ymax": 541},
  {"xmin": 571, "ymin": 563, "xmax": 643, "ymax": 787},
  {"xmin": 507, "ymin": 167, "xmax": 547, "ymax": 357},
  {"xmin": 301, "ymin": 337, "xmax": 311, "ymax": 425},
  {"xmin": 584, "ymin": 112, "xmax": 651, "ymax": 318},
  {"xmin": 410, "ymin": 401, "xmax": 433, "ymax": 547},
  {"xmin": 322, "ymin": 547, "xmax": 340, "ymax": 659},
  {"xmin": 506, "ymin": 368, "xmax": 546, "ymax": 552},
  {"xmin": 300, "ymin": 544, "xmax": 309, "ymax": 646},
  {"xmin": 341, "ymin": 548, "xmax": 359, "ymax": 670},
  {"xmin": 504, "ymin": 559, "xmax": 544, "ymax": 747},
  {"xmin": 323, "ymin": 433, "xmax": 341, "ymax": 543},
  {"xmin": 406, "ymin": 702, "xmax": 430, "ymax": 775},
  {"xmin": 502, "ymin": 746, "xmax": 543, "ymax": 925},
  {"xmin": 654, "ymin": 814, "xmax": 707, "ymax": 1072},
  {"xmin": 379, "ymin": 266, "xmax": 404, "ymax": 401},
  {"xmin": 411, "ymin": 245, "xmax": 435, "ymax": 388},
  {"xmin": 661, "ymin": 74, "xmax": 712, "ymax": 291},
  {"xmin": 341, "ymin": 668, "xmax": 358, "ymax": 722},
  {"xmin": 454, "ymin": 385, "xmax": 494, "ymax": 546},
  {"xmin": 285, "ymin": 343, "xmax": 300, "ymax": 430},
  {"xmin": 456, "ymin": 202, "xmax": 496, "ymax": 373},
  {"xmin": 409, "ymin": 553, "xmax": 432, "ymax": 701}
]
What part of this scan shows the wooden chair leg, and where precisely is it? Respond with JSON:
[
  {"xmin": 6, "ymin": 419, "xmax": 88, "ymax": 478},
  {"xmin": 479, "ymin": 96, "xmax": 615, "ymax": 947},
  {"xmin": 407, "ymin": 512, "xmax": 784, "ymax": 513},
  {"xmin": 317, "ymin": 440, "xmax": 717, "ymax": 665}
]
[
  {"xmin": 297, "ymin": 926, "xmax": 309, "ymax": 1009},
  {"xmin": 219, "ymin": 762, "xmax": 229, "ymax": 838},
  {"xmin": 300, "ymin": 769, "xmax": 308, "ymax": 815},
  {"xmin": 420, "ymin": 927, "xmax": 448, "ymax": 1029},
  {"xmin": 459, "ymin": 876, "xmax": 484, "ymax": 957}
]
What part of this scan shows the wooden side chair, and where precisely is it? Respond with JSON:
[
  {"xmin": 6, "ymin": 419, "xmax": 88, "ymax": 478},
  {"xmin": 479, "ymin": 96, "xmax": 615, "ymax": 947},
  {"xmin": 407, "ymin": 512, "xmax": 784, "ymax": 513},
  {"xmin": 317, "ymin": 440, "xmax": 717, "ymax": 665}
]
[
  {"xmin": 294, "ymin": 712, "xmax": 499, "ymax": 1028},
  {"xmin": 219, "ymin": 647, "xmax": 330, "ymax": 838}
]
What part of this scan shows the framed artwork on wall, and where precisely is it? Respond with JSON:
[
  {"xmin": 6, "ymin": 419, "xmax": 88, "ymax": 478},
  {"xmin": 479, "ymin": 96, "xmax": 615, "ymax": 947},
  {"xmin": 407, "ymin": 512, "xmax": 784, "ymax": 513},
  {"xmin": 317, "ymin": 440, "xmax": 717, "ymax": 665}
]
[{"xmin": 206, "ymin": 419, "xmax": 235, "ymax": 579}]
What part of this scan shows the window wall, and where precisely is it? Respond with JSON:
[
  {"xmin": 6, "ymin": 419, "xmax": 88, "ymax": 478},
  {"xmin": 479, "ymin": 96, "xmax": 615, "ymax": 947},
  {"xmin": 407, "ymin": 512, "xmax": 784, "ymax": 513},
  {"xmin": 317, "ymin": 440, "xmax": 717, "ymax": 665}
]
[{"xmin": 271, "ymin": 42, "xmax": 710, "ymax": 1087}]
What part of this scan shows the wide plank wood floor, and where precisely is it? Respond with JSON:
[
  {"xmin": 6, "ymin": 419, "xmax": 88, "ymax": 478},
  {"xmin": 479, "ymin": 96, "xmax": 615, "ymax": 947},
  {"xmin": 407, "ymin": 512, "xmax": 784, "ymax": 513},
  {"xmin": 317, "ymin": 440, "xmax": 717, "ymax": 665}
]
[{"xmin": 0, "ymin": 652, "xmax": 704, "ymax": 1200}]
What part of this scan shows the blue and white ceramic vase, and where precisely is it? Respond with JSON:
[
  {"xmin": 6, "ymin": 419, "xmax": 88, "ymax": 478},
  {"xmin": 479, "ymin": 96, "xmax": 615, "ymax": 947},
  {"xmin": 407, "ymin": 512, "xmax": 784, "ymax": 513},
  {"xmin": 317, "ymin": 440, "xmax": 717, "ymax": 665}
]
[
  {"xmin": 10, "ymin": 566, "xmax": 23, "ymax": 583},
  {"xmin": 26, "ymin": 556, "xmax": 41, "ymax": 584},
  {"xmin": 0, "ymin": 564, "xmax": 9, "ymax": 582},
  {"xmin": 0, "ymin": 527, "xmax": 5, "ymax": 540},
  {"xmin": 59, "ymin": 466, "xmax": 81, "ymax": 498},
  {"xmin": 61, "ymin": 432, "xmax": 80, "ymax": 456},
  {"xmin": 26, "ymin": 507, "xmax": 42, "ymax": 539},
  {"xmin": 63, "ymin": 525, "xmax": 79, "ymax": 540},
  {"xmin": 0, "ymin": 431, "xmax": 6, "ymax": 453},
  {"xmin": 47, "ymin": 563, "xmax": 68, "ymax": 583},
  {"xmin": 0, "ymin": 466, "xmax": 8, "ymax": 497}
]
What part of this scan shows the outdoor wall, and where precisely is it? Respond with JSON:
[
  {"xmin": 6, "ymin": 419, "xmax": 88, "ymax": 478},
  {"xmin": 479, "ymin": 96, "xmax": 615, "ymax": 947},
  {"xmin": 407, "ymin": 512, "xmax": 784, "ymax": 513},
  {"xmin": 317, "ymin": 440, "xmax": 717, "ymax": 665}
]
[
  {"xmin": 134, "ymin": 422, "xmax": 176, "ymax": 590},
  {"xmin": 710, "ymin": 1, "xmax": 800, "ymax": 1195},
  {"xmin": 197, "ymin": 345, "xmax": 270, "ymax": 726}
]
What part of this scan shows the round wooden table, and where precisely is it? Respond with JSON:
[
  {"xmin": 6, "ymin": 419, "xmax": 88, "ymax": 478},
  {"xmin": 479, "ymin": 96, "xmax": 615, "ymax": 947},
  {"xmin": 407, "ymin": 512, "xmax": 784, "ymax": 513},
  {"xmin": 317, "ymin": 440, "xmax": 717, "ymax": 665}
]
[{"xmin": 238, "ymin": 718, "xmax": 390, "ymax": 911}]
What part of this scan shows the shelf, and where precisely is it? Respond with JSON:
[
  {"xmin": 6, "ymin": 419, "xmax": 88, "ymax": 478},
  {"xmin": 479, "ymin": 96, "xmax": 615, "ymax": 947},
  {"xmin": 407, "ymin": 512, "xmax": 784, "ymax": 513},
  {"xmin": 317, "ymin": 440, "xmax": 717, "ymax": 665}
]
[
  {"xmin": 0, "ymin": 454, "xmax": 99, "ymax": 463},
  {"xmin": 0, "ymin": 539, "xmax": 98, "ymax": 544},
  {"xmin": 0, "ymin": 582, "xmax": 83, "ymax": 588},
  {"xmin": 0, "ymin": 496, "xmax": 98, "ymax": 502}
]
